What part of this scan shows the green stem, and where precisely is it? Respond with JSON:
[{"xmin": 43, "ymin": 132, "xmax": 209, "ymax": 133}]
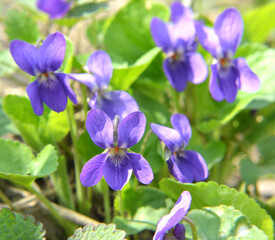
[
  {"xmin": 0, "ymin": 189, "xmax": 13, "ymax": 209},
  {"xmin": 101, "ymin": 180, "xmax": 111, "ymax": 223},
  {"xmin": 81, "ymin": 85, "xmax": 88, "ymax": 119},
  {"xmin": 51, "ymin": 156, "xmax": 75, "ymax": 210},
  {"xmin": 118, "ymin": 190, "xmax": 124, "ymax": 217},
  {"xmin": 140, "ymin": 129, "xmax": 152, "ymax": 156},
  {"xmin": 182, "ymin": 216, "xmax": 198, "ymax": 240},
  {"xmin": 26, "ymin": 184, "xmax": 73, "ymax": 236},
  {"xmin": 170, "ymin": 87, "xmax": 182, "ymax": 113},
  {"xmin": 66, "ymin": 102, "xmax": 86, "ymax": 214}
]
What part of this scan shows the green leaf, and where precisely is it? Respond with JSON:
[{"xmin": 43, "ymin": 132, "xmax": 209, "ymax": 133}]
[
  {"xmin": 110, "ymin": 48, "xmax": 160, "ymax": 90},
  {"xmin": 3, "ymin": 95, "xmax": 69, "ymax": 151},
  {"xmin": 184, "ymin": 206, "xmax": 268, "ymax": 240},
  {"xmin": 67, "ymin": 2, "xmax": 108, "ymax": 18},
  {"xmin": 113, "ymin": 187, "xmax": 172, "ymax": 235},
  {"xmin": 60, "ymin": 37, "xmax": 74, "ymax": 74},
  {"xmin": 243, "ymin": 2, "xmax": 275, "ymax": 43},
  {"xmin": 240, "ymin": 136, "xmax": 275, "ymax": 182},
  {"xmin": 0, "ymin": 50, "xmax": 17, "ymax": 77},
  {"xmin": 4, "ymin": 10, "xmax": 40, "ymax": 43},
  {"xmin": 190, "ymin": 141, "xmax": 226, "ymax": 170},
  {"xmin": 77, "ymin": 131, "xmax": 102, "ymax": 164},
  {"xmin": 103, "ymin": 0, "xmax": 169, "ymax": 64},
  {"xmin": 240, "ymin": 158, "xmax": 259, "ymax": 185},
  {"xmin": 0, "ymin": 208, "xmax": 45, "ymax": 240},
  {"xmin": 0, "ymin": 139, "xmax": 58, "ymax": 185},
  {"xmin": 68, "ymin": 223, "xmax": 126, "ymax": 240},
  {"xmin": 54, "ymin": 3, "xmax": 107, "ymax": 27},
  {"xmin": 0, "ymin": 97, "xmax": 18, "ymax": 136},
  {"xmin": 159, "ymin": 179, "xmax": 274, "ymax": 239},
  {"xmin": 197, "ymin": 43, "xmax": 275, "ymax": 132}
]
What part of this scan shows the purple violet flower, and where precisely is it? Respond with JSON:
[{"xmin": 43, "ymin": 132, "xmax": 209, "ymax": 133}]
[
  {"xmin": 195, "ymin": 8, "xmax": 260, "ymax": 102},
  {"xmin": 69, "ymin": 50, "xmax": 139, "ymax": 120},
  {"xmin": 151, "ymin": 114, "xmax": 208, "ymax": 183},
  {"xmin": 150, "ymin": 2, "xmax": 208, "ymax": 92},
  {"xmin": 153, "ymin": 191, "xmax": 191, "ymax": 240},
  {"xmin": 37, "ymin": 0, "xmax": 71, "ymax": 19},
  {"xmin": 10, "ymin": 32, "xmax": 78, "ymax": 116},
  {"xmin": 80, "ymin": 109, "xmax": 154, "ymax": 191}
]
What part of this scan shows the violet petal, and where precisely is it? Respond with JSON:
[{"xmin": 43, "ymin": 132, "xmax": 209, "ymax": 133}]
[
  {"xmin": 209, "ymin": 64, "xmax": 224, "ymax": 101},
  {"xmin": 118, "ymin": 111, "xmax": 146, "ymax": 148},
  {"xmin": 150, "ymin": 123, "xmax": 182, "ymax": 153},
  {"xmin": 187, "ymin": 52, "xmax": 208, "ymax": 84},
  {"xmin": 38, "ymin": 32, "xmax": 66, "ymax": 72},
  {"xmin": 168, "ymin": 155, "xmax": 194, "ymax": 183},
  {"xmin": 195, "ymin": 21, "xmax": 221, "ymax": 58},
  {"xmin": 163, "ymin": 58, "xmax": 189, "ymax": 92},
  {"xmin": 86, "ymin": 50, "xmax": 113, "ymax": 88},
  {"xmin": 184, "ymin": 150, "xmax": 208, "ymax": 182},
  {"xmin": 234, "ymin": 58, "xmax": 260, "ymax": 92},
  {"xmin": 39, "ymin": 76, "xmax": 68, "ymax": 113},
  {"xmin": 171, "ymin": 114, "xmax": 192, "ymax": 147},
  {"xmin": 37, "ymin": 0, "xmax": 71, "ymax": 19},
  {"xmin": 10, "ymin": 40, "xmax": 38, "ymax": 76},
  {"xmin": 170, "ymin": 1, "xmax": 193, "ymax": 23},
  {"xmin": 68, "ymin": 73, "xmax": 97, "ymax": 91},
  {"xmin": 126, "ymin": 152, "xmax": 153, "ymax": 185},
  {"xmin": 214, "ymin": 8, "xmax": 243, "ymax": 54},
  {"xmin": 218, "ymin": 66, "xmax": 239, "ymax": 103},
  {"xmin": 153, "ymin": 191, "xmax": 191, "ymax": 240},
  {"xmin": 80, "ymin": 153, "xmax": 108, "ymax": 187},
  {"xmin": 103, "ymin": 155, "xmax": 132, "ymax": 191},
  {"xmin": 85, "ymin": 109, "xmax": 114, "ymax": 149},
  {"xmin": 57, "ymin": 73, "xmax": 78, "ymax": 105},
  {"xmin": 95, "ymin": 91, "xmax": 139, "ymax": 120},
  {"xmin": 26, "ymin": 80, "xmax": 44, "ymax": 116},
  {"xmin": 150, "ymin": 18, "xmax": 172, "ymax": 53}
]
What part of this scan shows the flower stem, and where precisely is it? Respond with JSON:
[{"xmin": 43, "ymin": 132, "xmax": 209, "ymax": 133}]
[
  {"xmin": 118, "ymin": 190, "xmax": 124, "ymax": 217},
  {"xmin": 181, "ymin": 216, "xmax": 198, "ymax": 240},
  {"xmin": 66, "ymin": 102, "xmax": 86, "ymax": 214},
  {"xmin": 81, "ymin": 85, "xmax": 88, "ymax": 119},
  {"xmin": 51, "ymin": 156, "xmax": 75, "ymax": 210},
  {"xmin": 101, "ymin": 179, "xmax": 111, "ymax": 223},
  {"xmin": 26, "ymin": 183, "xmax": 73, "ymax": 236},
  {"xmin": 140, "ymin": 129, "xmax": 152, "ymax": 156}
]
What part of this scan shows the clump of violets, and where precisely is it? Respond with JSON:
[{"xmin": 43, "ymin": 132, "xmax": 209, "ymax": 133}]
[
  {"xmin": 153, "ymin": 191, "xmax": 191, "ymax": 240},
  {"xmin": 37, "ymin": 0, "xmax": 71, "ymax": 19},
  {"xmin": 195, "ymin": 8, "xmax": 260, "ymax": 102},
  {"xmin": 150, "ymin": 2, "xmax": 208, "ymax": 92},
  {"xmin": 151, "ymin": 114, "xmax": 208, "ymax": 183},
  {"xmin": 69, "ymin": 50, "xmax": 139, "ymax": 120},
  {"xmin": 80, "ymin": 109, "xmax": 154, "ymax": 191},
  {"xmin": 10, "ymin": 32, "xmax": 78, "ymax": 116}
]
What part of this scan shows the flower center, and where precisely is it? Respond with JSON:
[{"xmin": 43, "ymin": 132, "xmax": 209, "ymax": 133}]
[
  {"xmin": 219, "ymin": 57, "xmax": 230, "ymax": 67},
  {"xmin": 38, "ymin": 72, "xmax": 56, "ymax": 87},
  {"xmin": 108, "ymin": 147, "xmax": 126, "ymax": 157}
]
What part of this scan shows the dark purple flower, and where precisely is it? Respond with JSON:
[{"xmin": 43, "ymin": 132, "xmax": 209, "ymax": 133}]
[
  {"xmin": 80, "ymin": 109, "xmax": 154, "ymax": 191},
  {"xmin": 150, "ymin": 3, "xmax": 208, "ymax": 92},
  {"xmin": 10, "ymin": 32, "xmax": 78, "ymax": 116},
  {"xmin": 151, "ymin": 114, "xmax": 208, "ymax": 183},
  {"xmin": 195, "ymin": 8, "xmax": 260, "ymax": 102},
  {"xmin": 37, "ymin": 0, "xmax": 71, "ymax": 19},
  {"xmin": 153, "ymin": 191, "xmax": 191, "ymax": 240},
  {"xmin": 69, "ymin": 50, "xmax": 139, "ymax": 120}
]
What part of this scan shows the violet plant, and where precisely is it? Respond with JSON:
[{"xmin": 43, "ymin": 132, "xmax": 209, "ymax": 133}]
[
  {"xmin": 69, "ymin": 50, "xmax": 139, "ymax": 120},
  {"xmin": 0, "ymin": 0, "xmax": 274, "ymax": 240},
  {"xmin": 195, "ymin": 8, "xmax": 261, "ymax": 102},
  {"xmin": 9, "ymin": 32, "xmax": 78, "ymax": 116},
  {"xmin": 151, "ymin": 114, "xmax": 208, "ymax": 183},
  {"xmin": 80, "ymin": 109, "xmax": 153, "ymax": 190}
]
